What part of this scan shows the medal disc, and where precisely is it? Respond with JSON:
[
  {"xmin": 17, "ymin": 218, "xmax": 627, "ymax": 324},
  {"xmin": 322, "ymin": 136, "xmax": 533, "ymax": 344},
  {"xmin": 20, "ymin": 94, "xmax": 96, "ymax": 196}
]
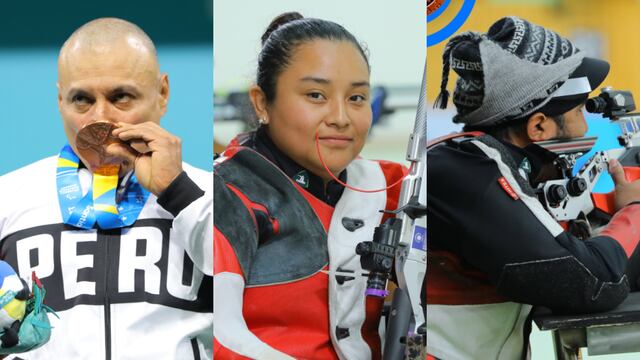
[{"xmin": 75, "ymin": 121, "xmax": 124, "ymax": 170}]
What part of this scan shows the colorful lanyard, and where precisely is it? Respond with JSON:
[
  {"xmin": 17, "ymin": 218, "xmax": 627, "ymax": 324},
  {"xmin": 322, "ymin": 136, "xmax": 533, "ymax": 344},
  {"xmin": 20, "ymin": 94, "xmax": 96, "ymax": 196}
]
[{"xmin": 56, "ymin": 144, "xmax": 150, "ymax": 230}]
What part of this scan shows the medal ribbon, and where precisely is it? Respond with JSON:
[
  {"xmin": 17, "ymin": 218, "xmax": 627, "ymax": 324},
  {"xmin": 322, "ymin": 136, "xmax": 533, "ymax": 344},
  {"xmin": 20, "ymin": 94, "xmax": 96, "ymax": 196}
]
[{"xmin": 56, "ymin": 144, "xmax": 150, "ymax": 229}]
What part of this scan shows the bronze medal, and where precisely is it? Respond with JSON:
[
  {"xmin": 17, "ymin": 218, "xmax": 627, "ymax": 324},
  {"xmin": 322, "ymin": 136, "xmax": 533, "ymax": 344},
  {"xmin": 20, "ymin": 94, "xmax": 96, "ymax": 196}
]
[{"xmin": 75, "ymin": 121, "xmax": 124, "ymax": 170}]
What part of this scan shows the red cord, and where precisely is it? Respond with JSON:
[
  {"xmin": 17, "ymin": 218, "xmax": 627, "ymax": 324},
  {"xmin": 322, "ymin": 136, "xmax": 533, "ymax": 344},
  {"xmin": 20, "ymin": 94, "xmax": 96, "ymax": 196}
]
[{"xmin": 315, "ymin": 132, "xmax": 411, "ymax": 193}]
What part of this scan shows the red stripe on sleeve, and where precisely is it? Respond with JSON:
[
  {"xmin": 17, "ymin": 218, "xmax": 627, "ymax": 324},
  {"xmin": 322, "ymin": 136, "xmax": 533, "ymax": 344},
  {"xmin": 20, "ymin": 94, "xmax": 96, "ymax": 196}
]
[{"xmin": 600, "ymin": 204, "xmax": 640, "ymax": 257}]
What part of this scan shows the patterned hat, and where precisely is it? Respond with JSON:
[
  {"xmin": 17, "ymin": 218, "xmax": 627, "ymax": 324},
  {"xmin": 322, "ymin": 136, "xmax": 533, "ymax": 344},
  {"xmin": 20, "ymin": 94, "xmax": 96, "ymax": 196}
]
[{"xmin": 435, "ymin": 16, "xmax": 609, "ymax": 127}]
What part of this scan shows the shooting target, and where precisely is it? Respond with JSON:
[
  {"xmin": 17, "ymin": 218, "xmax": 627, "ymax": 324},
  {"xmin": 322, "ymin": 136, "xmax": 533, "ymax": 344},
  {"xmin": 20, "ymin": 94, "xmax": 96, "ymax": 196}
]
[
  {"xmin": 427, "ymin": 0, "xmax": 445, "ymax": 15},
  {"xmin": 427, "ymin": 0, "xmax": 476, "ymax": 47}
]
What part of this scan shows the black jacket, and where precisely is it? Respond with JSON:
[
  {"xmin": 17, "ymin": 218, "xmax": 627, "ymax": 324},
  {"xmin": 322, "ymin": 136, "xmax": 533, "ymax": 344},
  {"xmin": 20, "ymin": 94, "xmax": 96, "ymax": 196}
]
[{"xmin": 427, "ymin": 133, "xmax": 638, "ymax": 313}]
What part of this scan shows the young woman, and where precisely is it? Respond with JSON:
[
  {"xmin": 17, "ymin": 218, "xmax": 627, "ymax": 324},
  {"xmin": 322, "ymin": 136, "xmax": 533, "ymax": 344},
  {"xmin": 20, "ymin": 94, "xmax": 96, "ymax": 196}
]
[{"xmin": 213, "ymin": 12, "xmax": 406, "ymax": 360}]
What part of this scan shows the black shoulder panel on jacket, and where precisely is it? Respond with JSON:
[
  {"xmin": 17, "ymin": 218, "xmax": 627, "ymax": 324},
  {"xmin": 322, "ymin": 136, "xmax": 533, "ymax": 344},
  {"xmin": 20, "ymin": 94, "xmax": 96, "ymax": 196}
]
[
  {"xmin": 215, "ymin": 149, "xmax": 328, "ymax": 286},
  {"xmin": 214, "ymin": 172, "xmax": 258, "ymax": 279}
]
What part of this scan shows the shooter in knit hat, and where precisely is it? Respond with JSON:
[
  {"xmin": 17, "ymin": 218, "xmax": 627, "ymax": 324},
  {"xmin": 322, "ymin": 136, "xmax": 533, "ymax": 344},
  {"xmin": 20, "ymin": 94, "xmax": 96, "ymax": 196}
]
[{"xmin": 426, "ymin": 16, "xmax": 640, "ymax": 360}]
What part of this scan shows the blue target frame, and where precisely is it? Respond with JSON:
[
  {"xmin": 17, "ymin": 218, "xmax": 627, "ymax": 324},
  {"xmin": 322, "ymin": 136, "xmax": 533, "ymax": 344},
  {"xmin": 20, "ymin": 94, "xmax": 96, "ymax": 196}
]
[{"xmin": 427, "ymin": 0, "xmax": 476, "ymax": 47}]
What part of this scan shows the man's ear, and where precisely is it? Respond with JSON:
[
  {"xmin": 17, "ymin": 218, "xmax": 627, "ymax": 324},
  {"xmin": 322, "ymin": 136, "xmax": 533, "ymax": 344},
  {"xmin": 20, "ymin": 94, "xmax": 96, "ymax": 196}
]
[
  {"xmin": 526, "ymin": 112, "xmax": 557, "ymax": 142},
  {"xmin": 249, "ymin": 85, "xmax": 269, "ymax": 124},
  {"xmin": 158, "ymin": 73, "xmax": 170, "ymax": 116},
  {"xmin": 57, "ymin": 82, "xmax": 63, "ymax": 112}
]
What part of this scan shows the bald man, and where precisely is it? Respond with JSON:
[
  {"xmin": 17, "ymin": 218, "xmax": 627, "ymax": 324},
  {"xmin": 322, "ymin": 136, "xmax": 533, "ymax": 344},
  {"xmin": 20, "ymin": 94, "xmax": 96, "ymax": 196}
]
[{"xmin": 0, "ymin": 18, "xmax": 212, "ymax": 359}]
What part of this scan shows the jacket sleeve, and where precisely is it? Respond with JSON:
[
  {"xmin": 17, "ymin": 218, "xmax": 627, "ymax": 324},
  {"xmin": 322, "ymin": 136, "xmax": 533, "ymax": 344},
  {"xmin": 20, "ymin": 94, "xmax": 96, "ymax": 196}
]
[
  {"xmin": 157, "ymin": 170, "xmax": 213, "ymax": 276},
  {"xmin": 213, "ymin": 173, "xmax": 295, "ymax": 360},
  {"xmin": 428, "ymin": 141, "xmax": 640, "ymax": 314}
]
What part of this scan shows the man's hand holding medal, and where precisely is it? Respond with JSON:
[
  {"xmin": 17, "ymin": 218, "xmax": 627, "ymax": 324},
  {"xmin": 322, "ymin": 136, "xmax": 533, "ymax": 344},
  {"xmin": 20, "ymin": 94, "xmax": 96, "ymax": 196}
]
[{"xmin": 75, "ymin": 120, "xmax": 183, "ymax": 196}]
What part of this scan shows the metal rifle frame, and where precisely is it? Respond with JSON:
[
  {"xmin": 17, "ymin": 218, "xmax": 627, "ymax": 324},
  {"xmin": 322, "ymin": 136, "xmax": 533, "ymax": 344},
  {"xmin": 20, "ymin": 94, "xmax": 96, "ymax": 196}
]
[
  {"xmin": 535, "ymin": 107, "xmax": 640, "ymax": 226},
  {"xmin": 356, "ymin": 64, "xmax": 427, "ymax": 360}
]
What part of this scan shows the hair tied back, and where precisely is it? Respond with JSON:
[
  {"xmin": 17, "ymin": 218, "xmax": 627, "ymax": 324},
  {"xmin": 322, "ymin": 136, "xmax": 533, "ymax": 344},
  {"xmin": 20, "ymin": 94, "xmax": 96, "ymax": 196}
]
[{"xmin": 261, "ymin": 12, "xmax": 304, "ymax": 46}]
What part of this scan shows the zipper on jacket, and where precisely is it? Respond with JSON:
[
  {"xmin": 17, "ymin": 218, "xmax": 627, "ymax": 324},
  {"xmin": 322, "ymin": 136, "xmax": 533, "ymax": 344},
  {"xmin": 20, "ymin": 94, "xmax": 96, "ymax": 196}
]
[
  {"xmin": 101, "ymin": 229, "xmax": 117, "ymax": 360},
  {"xmin": 190, "ymin": 338, "xmax": 201, "ymax": 359}
]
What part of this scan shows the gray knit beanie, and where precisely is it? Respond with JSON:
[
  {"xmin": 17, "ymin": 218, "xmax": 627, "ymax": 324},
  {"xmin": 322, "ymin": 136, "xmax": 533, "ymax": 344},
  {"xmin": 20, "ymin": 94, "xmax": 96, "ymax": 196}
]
[{"xmin": 436, "ymin": 16, "xmax": 609, "ymax": 127}]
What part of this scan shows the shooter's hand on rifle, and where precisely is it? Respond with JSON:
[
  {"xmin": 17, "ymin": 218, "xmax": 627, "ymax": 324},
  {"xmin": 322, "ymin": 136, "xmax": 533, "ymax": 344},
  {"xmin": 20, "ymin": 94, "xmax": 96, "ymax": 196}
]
[{"xmin": 609, "ymin": 158, "xmax": 640, "ymax": 211}]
